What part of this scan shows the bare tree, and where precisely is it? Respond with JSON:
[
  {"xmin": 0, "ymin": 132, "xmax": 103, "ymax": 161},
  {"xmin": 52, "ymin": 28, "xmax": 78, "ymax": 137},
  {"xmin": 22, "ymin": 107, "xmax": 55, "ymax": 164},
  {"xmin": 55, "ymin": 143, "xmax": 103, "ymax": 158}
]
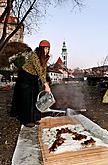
[
  {"xmin": 0, "ymin": 0, "xmax": 84, "ymax": 56},
  {"xmin": 103, "ymin": 55, "xmax": 108, "ymax": 66}
]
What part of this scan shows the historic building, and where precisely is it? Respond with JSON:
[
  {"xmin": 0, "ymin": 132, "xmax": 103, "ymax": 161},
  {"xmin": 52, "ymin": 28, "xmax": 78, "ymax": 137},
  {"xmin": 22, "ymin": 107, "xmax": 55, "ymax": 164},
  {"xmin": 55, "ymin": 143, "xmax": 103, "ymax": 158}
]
[
  {"xmin": 61, "ymin": 41, "xmax": 68, "ymax": 68},
  {"xmin": 0, "ymin": 0, "xmax": 24, "ymax": 42},
  {"xmin": 47, "ymin": 41, "xmax": 69, "ymax": 84}
]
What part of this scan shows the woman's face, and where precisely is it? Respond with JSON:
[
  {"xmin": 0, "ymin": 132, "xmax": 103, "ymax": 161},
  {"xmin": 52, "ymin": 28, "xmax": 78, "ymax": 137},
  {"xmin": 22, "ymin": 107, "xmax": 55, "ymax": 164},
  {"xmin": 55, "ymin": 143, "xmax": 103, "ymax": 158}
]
[{"xmin": 44, "ymin": 47, "xmax": 50, "ymax": 56}]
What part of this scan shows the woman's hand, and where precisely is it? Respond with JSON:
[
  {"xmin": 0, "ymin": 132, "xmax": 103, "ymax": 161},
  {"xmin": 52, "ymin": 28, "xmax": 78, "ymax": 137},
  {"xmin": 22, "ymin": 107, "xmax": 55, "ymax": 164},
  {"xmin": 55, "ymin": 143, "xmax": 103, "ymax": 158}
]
[{"xmin": 44, "ymin": 82, "xmax": 51, "ymax": 93}]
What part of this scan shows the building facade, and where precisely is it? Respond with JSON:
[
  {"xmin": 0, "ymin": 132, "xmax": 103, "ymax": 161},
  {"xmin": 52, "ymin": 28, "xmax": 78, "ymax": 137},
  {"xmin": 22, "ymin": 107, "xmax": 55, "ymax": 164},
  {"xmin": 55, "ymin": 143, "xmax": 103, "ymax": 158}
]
[
  {"xmin": 47, "ymin": 56, "xmax": 68, "ymax": 84},
  {"xmin": 48, "ymin": 68, "xmax": 63, "ymax": 84},
  {"xmin": 0, "ymin": 0, "xmax": 24, "ymax": 43}
]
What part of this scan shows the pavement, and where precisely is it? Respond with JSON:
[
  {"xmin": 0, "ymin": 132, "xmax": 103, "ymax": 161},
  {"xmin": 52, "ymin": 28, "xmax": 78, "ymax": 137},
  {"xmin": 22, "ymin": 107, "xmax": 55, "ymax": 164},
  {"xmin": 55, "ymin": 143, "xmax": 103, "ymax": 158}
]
[
  {"xmin": 11, "ymin": 108, "xmax": 108, "ymax": 165},
  {"xmin": 12, "ymin": 125, "xmax": 43, "ymax": 165}
]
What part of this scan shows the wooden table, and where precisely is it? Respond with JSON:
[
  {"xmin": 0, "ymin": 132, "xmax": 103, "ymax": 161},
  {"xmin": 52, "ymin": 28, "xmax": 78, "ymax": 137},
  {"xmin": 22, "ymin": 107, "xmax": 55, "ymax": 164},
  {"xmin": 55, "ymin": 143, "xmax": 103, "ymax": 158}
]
[{"xmin": 38, "ymin": 116, "xmax": 108, "ymax": 165}]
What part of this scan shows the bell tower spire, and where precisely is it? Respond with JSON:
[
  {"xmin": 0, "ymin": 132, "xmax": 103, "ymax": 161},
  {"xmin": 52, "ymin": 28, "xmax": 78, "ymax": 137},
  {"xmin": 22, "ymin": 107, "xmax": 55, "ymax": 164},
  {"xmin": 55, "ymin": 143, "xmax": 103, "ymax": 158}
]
[{"xmin": 61, "ymin": 41, "xmax": 68, "ymax": 68}]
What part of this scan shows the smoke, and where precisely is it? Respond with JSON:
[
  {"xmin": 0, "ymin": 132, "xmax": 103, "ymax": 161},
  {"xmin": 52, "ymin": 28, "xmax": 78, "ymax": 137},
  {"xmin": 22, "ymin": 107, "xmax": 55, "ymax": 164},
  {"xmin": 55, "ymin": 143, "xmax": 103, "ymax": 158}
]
[{"xmin": 52, "ymin": 82, "xmax": 86, "ymax": 110}]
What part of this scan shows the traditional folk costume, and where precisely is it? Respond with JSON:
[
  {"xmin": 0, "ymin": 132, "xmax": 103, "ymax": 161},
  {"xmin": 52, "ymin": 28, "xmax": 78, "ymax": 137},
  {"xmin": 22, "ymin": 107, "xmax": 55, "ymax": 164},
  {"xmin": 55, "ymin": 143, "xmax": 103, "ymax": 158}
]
[{"xmin": 10, "ymin": 51, "xmax": 47, "ymax": 125}]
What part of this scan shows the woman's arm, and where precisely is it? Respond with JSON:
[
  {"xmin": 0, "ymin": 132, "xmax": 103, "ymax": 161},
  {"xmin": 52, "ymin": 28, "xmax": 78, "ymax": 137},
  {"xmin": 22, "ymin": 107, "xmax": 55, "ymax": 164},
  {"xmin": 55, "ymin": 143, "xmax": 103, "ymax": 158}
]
[{"xmin": 44, "ymin": 82, "xmax": 51, "ymax": 93}]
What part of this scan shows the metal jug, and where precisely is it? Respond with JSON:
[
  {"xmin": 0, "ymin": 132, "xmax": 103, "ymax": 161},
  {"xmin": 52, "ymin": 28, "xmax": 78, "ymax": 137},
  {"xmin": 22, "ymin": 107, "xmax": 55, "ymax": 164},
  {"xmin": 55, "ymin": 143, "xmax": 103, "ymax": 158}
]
[{"xmin": 35, "ymin": 90, "xmax": 55, "ymax": 113}]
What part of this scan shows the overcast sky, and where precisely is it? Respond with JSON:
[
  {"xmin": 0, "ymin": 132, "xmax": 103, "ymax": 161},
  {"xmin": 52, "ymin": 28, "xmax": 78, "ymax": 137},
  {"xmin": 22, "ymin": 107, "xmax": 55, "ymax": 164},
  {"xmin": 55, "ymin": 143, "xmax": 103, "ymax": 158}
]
[{"xmin": 24, "ymin": 0, "xmax": 108, "ymax": 69}]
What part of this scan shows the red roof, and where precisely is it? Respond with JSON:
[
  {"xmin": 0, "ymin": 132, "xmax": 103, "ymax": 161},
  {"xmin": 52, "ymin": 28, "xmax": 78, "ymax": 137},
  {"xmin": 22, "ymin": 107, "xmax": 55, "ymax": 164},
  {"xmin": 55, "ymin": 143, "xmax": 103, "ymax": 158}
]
[
  {"xmin": 47, "ymin": 66, "xmax": 63, "ymax": 74},
  {"xmin": 56, "ymin": 57, "xmax": 64, "ymax": 65}
]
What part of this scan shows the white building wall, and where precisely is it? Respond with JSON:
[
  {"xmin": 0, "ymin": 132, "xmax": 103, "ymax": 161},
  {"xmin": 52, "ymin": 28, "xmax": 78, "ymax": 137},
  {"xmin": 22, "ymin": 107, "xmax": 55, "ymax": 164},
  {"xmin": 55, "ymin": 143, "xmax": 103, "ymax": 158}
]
[
  {"xmin": 48, "ymin": 72, "xmax": 63, "ymax": 84},
  {"xmin": 59, "ymin": 69, "xmax": 68, "ymax": 78},
  {"xmin": 0, "ymin": 0, "xmax": 7, "ymax": 14}
]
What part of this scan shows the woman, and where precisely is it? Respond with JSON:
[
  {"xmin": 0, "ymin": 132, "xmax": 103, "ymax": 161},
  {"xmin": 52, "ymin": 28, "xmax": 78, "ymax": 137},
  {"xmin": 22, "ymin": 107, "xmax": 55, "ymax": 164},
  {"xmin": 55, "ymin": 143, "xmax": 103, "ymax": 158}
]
[{"xmin": 10, "ymin": 40, "xmax": 51, "ymax": 127}]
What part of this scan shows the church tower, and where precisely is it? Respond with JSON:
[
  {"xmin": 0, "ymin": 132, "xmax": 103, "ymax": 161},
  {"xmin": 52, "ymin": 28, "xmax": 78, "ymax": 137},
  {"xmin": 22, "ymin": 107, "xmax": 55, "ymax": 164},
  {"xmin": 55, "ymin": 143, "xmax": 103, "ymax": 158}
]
[{"xmin": 61, "ymin": 41, "xmax": 68, "ymax": 68}]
